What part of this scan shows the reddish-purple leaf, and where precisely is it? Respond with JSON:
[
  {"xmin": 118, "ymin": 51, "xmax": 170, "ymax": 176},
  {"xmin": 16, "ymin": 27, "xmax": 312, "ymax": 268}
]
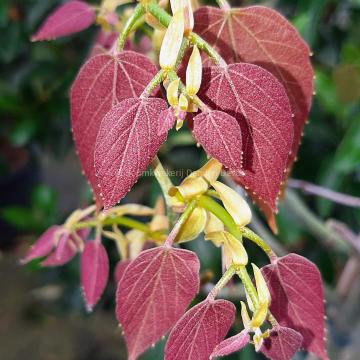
[
  {"xmin": 158, "ymin": 108, "xmax": 176, "ymax": 136},
  {"xmin": 20, "ymin": 225, "xmax": 60, "ymax": 264},
  {"xmin": 193, "ymin": 110, "xmax": 243, "ymax": 173},
  {"xmin": 262, "ymin": 254, "xmax": 328, "ymax": 360},
  {"xmin": 70, "ymin": 51, "xmax": 157, "ymax": 204},
  {"xmin": 32, "ymin": 1, "xmax": 96, "ymax": 41},
  {"xmin": 165, "ymin": 299, "xmax": 235, "ymax": 360},
  {"xmin": 94, "ymin": 97, "xmax": 168, "ymax": 209},
  {"xmin": 80, "ymin": 241, "xmax": 109, "ymax": 312},
  {"xmin": 114, "ymin": 259, "xmax": 131, "ymax": 283},
  {"xmin": 194, "ymin": 6, "xmax": 313, "ymax": 176},
  {"xmin": 210, "ymin": 329, "xmax": 250, "ymax": 359},
  {"xmin": 261, "ymin": 326, "xmax": 303, "ymax": 360},
  {"xmin": 199, "ymin": 63, "xmax": 293, "ymax": 216},
  {"xmin": 41, "ymin": 233, "xmax": 77, "ymax": 267},
  {"xmin": 116, "ymin": 246, "xmax": 200, "ymax": 360}
]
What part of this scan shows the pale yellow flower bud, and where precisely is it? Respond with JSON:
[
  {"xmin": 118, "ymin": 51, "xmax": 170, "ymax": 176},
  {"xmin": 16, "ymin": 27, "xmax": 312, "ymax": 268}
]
[
  {"xmin": 166, "ymin": 78, "xmax": 179, "ymax": 107},
  {"xmin": 245, "ymin": 288, "xmax": 256, "ymax": 312},
  {"xmin": 251, "ymin": 301, "xmax": 269, "ymax": 328},
  {"xmin": 127, "ymin": 229, "xmax": 146, "ymax": 260},
  {"xmin": 105, "ymin": 204, "xmax": 155, "ymax": 217},
  {"xmin": 159, "ymin": 10, "xmax": 184, "ymax": 70},
  {"xmin": 186, "ymin": 46, "xmax": 202, "ymax": 97},
  {"xmin": 240, "ymin": 301, "xmax": 251, "ymax": 329},
  {"xmin": 190, "ymin": 158, "xmax": 222, "ymax": 184},
  {"xmin": 205, "ymin": 231, "xmax": 248, "ymax": 269},
  {"xmin": 152, "ymin": 29, "xmax": 166, "ymax": 53},
  {"xmin": 176, "ymin": 119, "xmax": 184, "ymax": 131},
  {"xmin": 211, "ymin": 181, "xmax": 252, "ymax": 227},
  {"xmin": 169, "ymin": 176, "xmax": 209, "ymax": 201},
  {"xmin": 170, "ymin": 0, "xmax": 194, "ymax": 33},
  {"xmin": 178, "ymin": 93, "xmax": 188, "ymax": 111},
  {"xmin": 252, "ymin": 263, "xmax": 271, "ymax": 305},
  {"xmin": 175, "ymin": 207, "xmax": 207, "ymax": 243},
  {"xmin": 204, "ymin": 212, "xmax": 224, "ymax": 234}
]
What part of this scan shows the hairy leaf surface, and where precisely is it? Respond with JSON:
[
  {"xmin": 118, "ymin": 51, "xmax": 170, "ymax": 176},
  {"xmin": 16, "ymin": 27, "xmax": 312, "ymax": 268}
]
[
  {"xmin": 32, "ymin": 1, "xmax": 96, "ymax": 41},
  {"xmin": 261, "ymin": 326, "xmax": 303, "ymax": 360},
  {"xmin": 114, "ymin": 260, "xmax": 131, "ymax": 283},
  {"xmin": 164, "ymin": 299, "xmax": 235, "ymax": 360},
  {"xmin": 116, "ymin": 246, "xmax": 200, "ymax": 360},
  {"xmin": 80, "ymin": 241, "xmax": 109, "ymax": 312},
  {"xmin": 193, "ymin": 110, "xmax": 243, "ymax": 173},
  {"xmin": 70, "ymin": 51, "xmax": 157, "ymax": 204},
  {"xmin": 199, "ymin": 63, "xmax": 293, "ymax": 215},
  {"xmin": 94, "ymin": 97, "xmax": 168, "ymax": 209},
  {"xmin": 158, "ymin": 108, "xmax": 176, "ymax": 136},
  {"xmin": 210, "ymin": 329, "xmax": 250, "ymax": 359},
  {"xmin": 194, "ymin": 6, "xmax": 313, "ymax": 175},
  {"xmin": 262, "ymin": 254, "xmax": 328, "ymax": 360}
]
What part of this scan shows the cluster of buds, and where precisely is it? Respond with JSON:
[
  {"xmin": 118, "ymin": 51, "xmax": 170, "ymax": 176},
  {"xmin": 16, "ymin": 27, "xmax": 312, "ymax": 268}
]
[{"xmin": 240, "ymin": 264, "xmax": 272, "ymax": 351}]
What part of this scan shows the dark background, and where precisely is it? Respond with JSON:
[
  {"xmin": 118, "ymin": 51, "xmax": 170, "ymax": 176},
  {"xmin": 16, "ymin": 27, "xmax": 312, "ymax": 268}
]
[{"xmin": 0, "ymin": 0, "xmax": 359, "ymax": 359}]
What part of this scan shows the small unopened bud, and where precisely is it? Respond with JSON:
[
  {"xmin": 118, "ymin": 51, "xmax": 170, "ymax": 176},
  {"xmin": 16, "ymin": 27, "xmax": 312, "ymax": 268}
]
[
  {"xmin": 175, "ymin": 207, "xmax": 207, "ymax": 243},
  {"xmin": 152, "ymin": 29, "xmax": 165, "ymax": 53},
  {"xmin": 170, "ymin": 0, "xmax": 194, "ymax": 34},
  {"xmin": 176, "ymin": 119, "xmax": 184, "ymax": 131},
  {"xmin": 240, "ymin": 301, "xmax": 251, "ymax": 329},
  {"xmin": 159, "ymin": 11, "xmax": 184, "ymax": 70},
  {"xmin": 212, "ymin": 181, "xmax": 252, "ymax": 227},
  {"xmin": 166, "ymin": 78, "xmax": 179, "ymax": 107},
  {"xmin": 178, "ymin": 93, "xmax": 188, "ymax": 111},
  {"xmin": 186, "ymin": 46, "xmax": 202, "ymax": 97},
  {"xmin": 252, "ymin": 263, "xmax": 271, "ymax": 305},
  {"xmin": 127, "ymin": 229, "xmax": 146, "ymax": 260}
]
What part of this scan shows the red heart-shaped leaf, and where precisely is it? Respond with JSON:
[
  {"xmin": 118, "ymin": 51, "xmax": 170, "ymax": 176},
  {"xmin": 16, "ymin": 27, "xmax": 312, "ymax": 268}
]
[
  {"xmin": 116, "ymin": 246, "xmax": 200, "ymax": 360},
  {"xmin": 261, "ymin": 254, "xmax": 329, "ymax": 360},
  {"xmin": 199, "ymin": 63, "xmax": 293, "ymax": 217},
  {"xmin": 194, "ymin": 5, "xmax": 313, "ymax": 176},
  {"xmin": 193, "ymin": 110, "xmax": 243, "ymax": 173},
  {"xmin": 70, "ymin": 51, "xmax": 157, "ymax": 204},
  {"xmin": 32, "ymin": 1, "xmax": 96, "ymax": 41},
  {"xmin": 94, "ymin": 97, "xmax": 168, "ymax": 209},
  {"xmin": 164, "ymin": 299, "xmax": 235, "ymax": 360},
  {"xmin": 158, "ymin": 108, "xmax": 176, "ymax": 136},
  {"xmin": 261, "ymin": 326, "xmax": 303, "ymax": 360},
  {"xmin": 80, "ymin": 241, "xmax": 109, "ymax": 312},
  {"xmin": 210, "ymin": 329, "xmax": 250, "ymax": 359}
]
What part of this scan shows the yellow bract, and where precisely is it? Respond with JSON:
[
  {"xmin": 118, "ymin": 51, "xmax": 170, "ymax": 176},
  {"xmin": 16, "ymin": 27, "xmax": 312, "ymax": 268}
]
[
  {"xmin": 166, "ymin": 78, "xmax": 179, "ymax": 107},
  {"xmin": 175, "ymin": 207, "xmax": 207, "ymax": 243},
  {"xmin": 186, "ymin": 46, "xmax": 202, "ymax": 97},
  {"xmin": 211, "ymin": 181, "xmax": 252, "ymax": 227},
  {"xmin": 205, "ymin": 231, "xmax": 248, "ymax": 268},
  {"xmin": 204, "ymin": 211, "xmax": 224, "ymax": 234},
  {"xmin": 240, "ymin": 301, "xmax": 251, "ymax": 329},
  {"xmin": 178, "ymin": 93, "xmax": 189, "ymax": 111},
  {"xmin": 159, "ymin": 10, "xmax": 184, "ymax": 70},
  {"xmin": 252, "ymin": 263, "xmax": 271, "ymax": 305}
]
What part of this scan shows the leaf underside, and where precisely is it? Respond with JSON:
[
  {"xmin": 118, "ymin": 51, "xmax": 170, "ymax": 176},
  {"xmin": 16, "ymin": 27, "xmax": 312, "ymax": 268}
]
[
  {"xmin": 116, "ymin": 246, "xmax": 200, "ymax": 360},
  {"xmin": 165, "ymin": 299, "xmax": 235, "ymax": 360},
  {"xmin": 194, "ymin": 5, "xmax": 313, "ymax": 177},
  {"xmin": 70, "ymin": 51, "xmax": 157, "ymax": 205},
  {"xmin": 32, "ymin": 1, "xmax": 96, "ymax": 41},
  {"xmin": 193, "ymin": 110, "xmax": 243, "ymax": 173},
  {"xmin": 262, "ymin": 254, "xmax": 329, "ymax": 360},
  {"xmin": 198, "ymin": 63, "xmax": 293, "ymax": 216},
  {"xmin": 94, "ymin": 97, "xmax": 168, "ymax": 209}
]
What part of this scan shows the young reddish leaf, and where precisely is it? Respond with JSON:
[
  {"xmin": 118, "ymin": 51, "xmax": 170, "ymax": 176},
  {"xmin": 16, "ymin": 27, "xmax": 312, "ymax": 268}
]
[
  {"xmin": 193, "ymin": 110, "xmax": 243, "ymax": 173},
  {"xmin": 114, "ymin": 259, "xmax": 131, "ymax": 283},
  {"xmin": 199, "ymin": 63, "xmax": 293, "ymax": 215},
  {"xmin": 194, "ymin": 6, "xmax": 313, "ymax": 175},
  {"xmin": 94, "ymin": 97, "xmax": 168, "ymax": 209},
  {"xmin": 261, "ymin": 254, "xmax": 329, "ymax": 360},
  {"xmin": 41, "ymin": 233, "xmax": 77, "ymax": 267},
  {"xmin": 210, "ymin": 329, "xmax": 250, "ymax": 359},
  {"xmin": 261, "ymin": 326, "xmax": 303, "ymax": 360},
  {"xmin": 116, "ymin": 246, "xmax": 200, "ymax": 360},
  {"xmin": 165, "ymin": 299, "xmax": 235, "ymax": 360},
  {"xmin": 70, "ymin": 51, "xmax": 157, "ymax": 203},
  {"xmin": 80, "ymin": 241, "xmax": 109, "ymax": 312},
  {"xmin": 20, "ymin": 225, "xmax": 60, "ymax": 264},
  {"xmin": 32, "ymin": 1, "xmax": 96, "ymax": 41},
  {"xmin": 158, "ymin": 108, "xmax": 176, "ymax": 136}
]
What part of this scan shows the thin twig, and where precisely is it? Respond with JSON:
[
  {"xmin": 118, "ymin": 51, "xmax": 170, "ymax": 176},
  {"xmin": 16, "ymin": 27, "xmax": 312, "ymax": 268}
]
[{"xmin": 288, "ymin": 178, "xmax": 360, "ymax": 208}]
